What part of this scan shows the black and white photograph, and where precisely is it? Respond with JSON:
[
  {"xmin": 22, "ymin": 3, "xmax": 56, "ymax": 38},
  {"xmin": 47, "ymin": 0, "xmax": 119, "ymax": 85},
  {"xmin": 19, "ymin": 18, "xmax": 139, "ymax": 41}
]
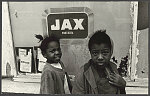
[{"xmin": 1, "ymin": 1, "xmax": 149, "ymax": 94}]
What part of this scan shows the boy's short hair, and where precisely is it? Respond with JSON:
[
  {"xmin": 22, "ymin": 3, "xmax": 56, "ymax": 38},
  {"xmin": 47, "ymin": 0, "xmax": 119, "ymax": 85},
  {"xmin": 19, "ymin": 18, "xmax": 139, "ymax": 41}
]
[
  {"xmin": 88, "ymin": 30, "xmax": 111, "ymax": 51},
  {"xmin": 39, "ymin": 34, "xmax": 60, "ymax": 53}
]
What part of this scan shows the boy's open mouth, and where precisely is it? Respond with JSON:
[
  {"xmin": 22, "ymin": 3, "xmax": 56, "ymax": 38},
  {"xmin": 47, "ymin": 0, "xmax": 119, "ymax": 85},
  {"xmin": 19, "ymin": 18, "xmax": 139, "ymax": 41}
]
[
  {"xmin": 55, "ymin": 56, "xmax": 61, "ymax": 60},
  {"xmin": 97, "ymin": 62, "xmax": 105, "ymax": 65}
]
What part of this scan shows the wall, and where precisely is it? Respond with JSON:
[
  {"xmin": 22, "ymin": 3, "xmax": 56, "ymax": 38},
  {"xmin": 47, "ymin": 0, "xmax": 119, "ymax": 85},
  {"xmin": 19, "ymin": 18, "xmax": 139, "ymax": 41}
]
[
  {"xmin": 8, "ymin": 1, "xmax": 132, "ymax": 74},
  {"xmin": 136, "ymin": 28, "xmax": 149, "ymax": 78}
]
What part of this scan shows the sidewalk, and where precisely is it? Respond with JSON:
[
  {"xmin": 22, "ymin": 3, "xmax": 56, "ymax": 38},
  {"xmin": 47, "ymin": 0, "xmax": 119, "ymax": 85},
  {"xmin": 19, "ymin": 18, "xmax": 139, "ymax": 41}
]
[
  {"xmin": 125, "ymin": 78, "xmax": 148, "ymax": 94},
  {"xmin": 2, "ymin": 74, "xmax": 148, "ymax": 94}
]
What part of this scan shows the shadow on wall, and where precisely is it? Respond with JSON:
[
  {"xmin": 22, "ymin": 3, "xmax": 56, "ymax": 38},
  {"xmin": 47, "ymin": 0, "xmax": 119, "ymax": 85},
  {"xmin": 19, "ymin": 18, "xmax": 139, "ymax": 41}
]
[{"xmin": 6, "ymin": 62, "xmax": 11, "ymax": 77}]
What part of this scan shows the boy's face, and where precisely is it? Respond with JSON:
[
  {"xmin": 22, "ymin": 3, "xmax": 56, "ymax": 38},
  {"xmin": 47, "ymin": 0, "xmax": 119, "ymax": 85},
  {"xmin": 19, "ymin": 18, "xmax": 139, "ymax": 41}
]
[
  {"xmin": 90, "ymin": 43, "xmax": 111, "ymax": 67},
  {"xmin": 43, "ymin": 41, "xmax": 62, "ymax": 63}
]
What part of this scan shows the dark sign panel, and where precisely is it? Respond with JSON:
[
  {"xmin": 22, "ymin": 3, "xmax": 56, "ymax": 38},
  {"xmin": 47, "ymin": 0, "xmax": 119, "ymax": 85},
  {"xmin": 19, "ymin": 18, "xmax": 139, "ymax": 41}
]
[{"xmin": 47, "ymin": 13, "xmax": 88, "ymax": 39}]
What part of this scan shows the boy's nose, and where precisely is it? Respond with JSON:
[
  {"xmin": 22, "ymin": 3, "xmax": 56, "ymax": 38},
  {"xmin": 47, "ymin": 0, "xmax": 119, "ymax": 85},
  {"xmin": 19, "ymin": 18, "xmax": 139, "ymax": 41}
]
[{"xmin": 98, "ymin": 54, "xmax": 103, "ymax": 59}]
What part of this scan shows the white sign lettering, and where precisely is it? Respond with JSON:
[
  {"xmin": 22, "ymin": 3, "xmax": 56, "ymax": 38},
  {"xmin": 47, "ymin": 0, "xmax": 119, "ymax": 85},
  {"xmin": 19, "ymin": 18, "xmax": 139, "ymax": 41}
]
[
  {"xmin": 73, "ymin": 19, "xmax": 84, "ymax": 30},
  {"xmin": 51, "ymin": 19, "xmax": 60, "ymax": 30},
  {"xmin": 51, "ymin": 19, "xmax": 84, "ymax": 30},
  {"xmin": 61, "ymin": 19, "xmax": 72, "ymax": 30}
]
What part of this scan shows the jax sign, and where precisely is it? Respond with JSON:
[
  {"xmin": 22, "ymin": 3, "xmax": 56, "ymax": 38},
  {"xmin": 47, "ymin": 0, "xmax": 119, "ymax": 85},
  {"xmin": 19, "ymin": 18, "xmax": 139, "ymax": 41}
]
[{"xmin": 47, "ymin": 13, "xmax": 88, "ymax": 38}]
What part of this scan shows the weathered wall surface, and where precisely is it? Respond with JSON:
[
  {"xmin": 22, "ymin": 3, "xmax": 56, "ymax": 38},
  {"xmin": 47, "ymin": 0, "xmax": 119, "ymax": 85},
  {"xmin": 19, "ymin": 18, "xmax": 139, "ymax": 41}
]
[
  {"xmin": 8, "ymin": 2, "xmax": 132, "ymax": 74},
  {"xmin": 136, "ymin": 28, "xmax": 149, "ymax": 78}
]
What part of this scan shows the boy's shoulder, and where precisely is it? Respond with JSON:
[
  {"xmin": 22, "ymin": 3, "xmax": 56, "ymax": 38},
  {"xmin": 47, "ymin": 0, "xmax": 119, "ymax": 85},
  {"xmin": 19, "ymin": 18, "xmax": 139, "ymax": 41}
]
[
  {"xmin": 80, "ymin": 59, "xmax": 92, "ymax": 72},
  {"xmin": 42, "ymin": 62, "xmax": 65, "ymax": 73},
  {"xmin": 42, "ymin": 64, "xmax": 54, "ymax": 73}
]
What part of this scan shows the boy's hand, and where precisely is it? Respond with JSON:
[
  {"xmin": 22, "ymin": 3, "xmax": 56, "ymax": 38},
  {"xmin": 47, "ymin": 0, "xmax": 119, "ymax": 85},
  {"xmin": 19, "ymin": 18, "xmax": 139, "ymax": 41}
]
[{"xmin": 108, "ymin": 71, "xmax": 126, "ymax": 87}]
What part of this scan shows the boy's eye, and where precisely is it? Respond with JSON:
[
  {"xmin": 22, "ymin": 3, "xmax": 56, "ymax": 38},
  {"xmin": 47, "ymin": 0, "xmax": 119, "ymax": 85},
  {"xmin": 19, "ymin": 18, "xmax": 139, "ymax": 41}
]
[
  {"xmin": 49, "ymin": 48, "xmax": 61, "ymax": 53},
  {"xmin": 101, "ymin": 51, "xmax": 109, "ymax": 55},
  {"xmin": 92, "ymin": 51, "xmax": 99, "ymax": 55},
  {"xmin": 49, "ymin": 50, "xmax": 55, "ymax": 53}
]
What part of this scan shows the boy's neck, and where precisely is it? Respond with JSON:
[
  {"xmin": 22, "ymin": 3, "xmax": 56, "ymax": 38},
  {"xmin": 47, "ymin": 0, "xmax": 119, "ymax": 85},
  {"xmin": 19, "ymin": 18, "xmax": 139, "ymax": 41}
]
[
  {"xmin": 96, "ymin": 65, "xmax": 105, "ymax": 71},
  {"xmin": 47, "ymin": 60, "xmax": 59, "ymax": 64},
  {"xmin": 92, "ymin": 62, "xmax": 110, "ymax": 72}
]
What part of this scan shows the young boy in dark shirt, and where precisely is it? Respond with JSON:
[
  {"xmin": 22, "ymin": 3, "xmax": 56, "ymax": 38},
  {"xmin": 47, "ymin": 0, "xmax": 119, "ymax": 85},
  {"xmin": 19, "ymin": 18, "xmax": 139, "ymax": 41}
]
[
  {"xmin": 40, "ymin": 35, "xmax": 72, "ymax": 94},
  {"xmin": 72, "ymin": 30, "xmax": 126, "ymax": 94}
]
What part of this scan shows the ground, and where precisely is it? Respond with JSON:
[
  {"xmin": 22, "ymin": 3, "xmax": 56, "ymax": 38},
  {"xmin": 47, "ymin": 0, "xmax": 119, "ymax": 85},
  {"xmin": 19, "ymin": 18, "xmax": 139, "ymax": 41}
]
[{"xmin": 1, "ymin": 74, "xmax": 148, "ymax": 94}]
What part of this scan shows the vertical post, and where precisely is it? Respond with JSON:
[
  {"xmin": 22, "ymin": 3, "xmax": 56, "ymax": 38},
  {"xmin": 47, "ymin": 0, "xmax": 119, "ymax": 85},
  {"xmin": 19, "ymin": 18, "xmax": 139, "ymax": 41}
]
[
  {"xmin": 130, "ymin": 2, "xmax": 138, "ymax": 80},
  {"xmin": 2, "ymin": 2, "xmax": 18, "ymax": 77}
]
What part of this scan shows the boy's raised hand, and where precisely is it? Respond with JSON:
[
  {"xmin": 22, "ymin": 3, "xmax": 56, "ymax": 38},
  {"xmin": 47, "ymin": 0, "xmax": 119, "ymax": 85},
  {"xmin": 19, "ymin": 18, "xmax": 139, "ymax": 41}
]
[{"xmin": 108, "ymin": 71, "xmax": 126, "ymax": 88}]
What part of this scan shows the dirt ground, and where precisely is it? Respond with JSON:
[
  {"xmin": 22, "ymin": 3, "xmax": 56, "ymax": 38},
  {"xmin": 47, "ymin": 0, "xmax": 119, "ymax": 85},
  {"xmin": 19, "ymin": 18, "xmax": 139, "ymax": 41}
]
[{"xmin": 2, "ymin": 77, "xmax": 148, "ymax": 94}]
